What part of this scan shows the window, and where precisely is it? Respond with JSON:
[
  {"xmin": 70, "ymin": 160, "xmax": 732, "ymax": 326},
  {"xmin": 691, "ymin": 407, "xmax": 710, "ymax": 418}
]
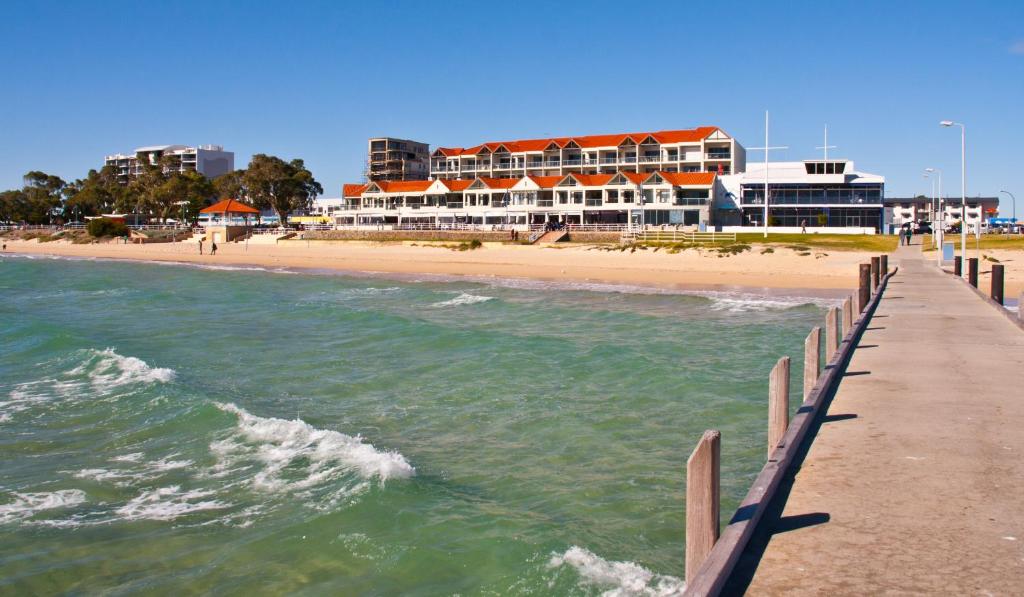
[{"xmin": 607, "ymin": 190, "xmax": 618, "ymax": 203}]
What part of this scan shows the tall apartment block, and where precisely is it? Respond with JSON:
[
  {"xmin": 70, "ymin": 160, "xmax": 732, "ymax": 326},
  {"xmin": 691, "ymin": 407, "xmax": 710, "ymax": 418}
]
[
  {"xmin": 366, "ymin": 137, "xmax": 430, "ymax": 181},
  {"xmin": 430, "ymin": 126, "xmax": 745, "ymax": 180},
  {"xmin": 104, "ymin": 144, "xmax": 234, "ymax": 184}
]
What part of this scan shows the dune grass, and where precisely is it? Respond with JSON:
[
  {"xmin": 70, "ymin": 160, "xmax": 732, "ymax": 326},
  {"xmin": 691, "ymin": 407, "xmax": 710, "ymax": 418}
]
[
  {"xmin": 921, "ymin": 234, "xmax": 1024, "ymax": 251},
  {"xmin": 732, "ymin": 233, "xmax": 898, "ymax": 252}
]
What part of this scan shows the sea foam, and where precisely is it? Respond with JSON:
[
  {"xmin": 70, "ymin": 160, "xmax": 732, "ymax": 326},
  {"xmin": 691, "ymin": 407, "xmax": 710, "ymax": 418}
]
[
  {"xmin": 73, "ymin": 348, "xmax": 176, "ymax": 389},
  {"xmin": 0, "ymin": 490, "xmax": 87, "ymax": 524},
  {"xmin": 213, "ymin": 403, "xmax": 414, "ymax": 495},
  {"xmin": 432, "ymin": 292, "xmax": 494, "ymax": 307},
  {"xmin": 549, "ymin": 546, "xmax": 685, "ymax": 597},
  {"xmin": 116, "ymin": 486, "xmax": 228, "ymax": 521}
]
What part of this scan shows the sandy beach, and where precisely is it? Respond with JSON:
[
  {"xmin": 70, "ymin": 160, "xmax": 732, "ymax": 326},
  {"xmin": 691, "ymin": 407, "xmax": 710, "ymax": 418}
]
[{"xmin": 1, "ymin": 237, "xmax": 954, "ymax": 297}]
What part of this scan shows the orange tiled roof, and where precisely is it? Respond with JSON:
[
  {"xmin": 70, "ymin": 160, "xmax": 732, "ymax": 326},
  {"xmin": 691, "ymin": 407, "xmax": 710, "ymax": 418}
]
[
  {"xmin": 618, "ymin": 171, "xmax": 648, "ymax": 185},
  {"xmin": 526, "ymin": 175, "xmax": 563, "ymax": 189},
  {"xmin": 476, "ymin": 177, "xmax": 518, "ymax": 189},
  {"xmin": 199, "ymin": 198, "xmax": 260, "ymax": 214},
  {"xmin": 342, "ymin": 183, "xmax": 368, "ymax": 197},
  {"xmin": 439, "ymin": 179, "xmax": 473, "ymax": 192},
  {"xmin": 567, "ymin": 173, "xmax": 615, "ymax": 186},
  {"xmin": 443, "ymin": 127, "xmax": 720, "ymax": 156},
  {"xmin": 657, "ymin": 171, "xmax": 716, "ymax": 186},
  {"xmin": 375, "ymin": 180, "xmax": 433, "ymax": 193}
]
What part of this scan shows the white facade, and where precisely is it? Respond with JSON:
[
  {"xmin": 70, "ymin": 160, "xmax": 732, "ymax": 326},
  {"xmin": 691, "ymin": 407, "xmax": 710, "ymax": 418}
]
[
  {"xmin": 430, "ymin": 127, "xmax": 745, "ymax": 180},
  {"xmin": 104, "ymin": 144, "xmax": 234, "ymax": 183},
  {"xmin": 886, "ymin": 196, "xmax": 998, "ymax": 233}
]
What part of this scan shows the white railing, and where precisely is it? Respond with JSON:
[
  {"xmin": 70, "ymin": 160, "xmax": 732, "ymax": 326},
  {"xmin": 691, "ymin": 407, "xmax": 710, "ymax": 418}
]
[
  {"xmin": 567, "ymin": 224, "xmax": 629, "ymax": 232},
  {"xmin": 626, "ymin": 229, "xmax": 737, "ymax": 243}
]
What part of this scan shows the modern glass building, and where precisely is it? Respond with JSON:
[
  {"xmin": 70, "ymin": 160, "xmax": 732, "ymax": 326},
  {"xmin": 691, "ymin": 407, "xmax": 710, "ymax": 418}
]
[{"xmin": 719, "ymin": 160, "xmax": 885, "ymax": 231}]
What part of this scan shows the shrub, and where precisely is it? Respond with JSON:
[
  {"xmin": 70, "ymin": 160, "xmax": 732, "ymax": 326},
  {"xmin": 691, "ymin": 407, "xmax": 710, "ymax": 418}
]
[{"xmin": 86, "ymin": 218, "xmax": 129, "ymax": 238}]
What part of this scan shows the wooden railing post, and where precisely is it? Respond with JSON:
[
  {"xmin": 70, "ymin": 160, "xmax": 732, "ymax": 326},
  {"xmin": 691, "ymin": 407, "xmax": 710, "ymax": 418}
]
[
  {"xmin": 991, "ymin": 264, "xmax": 1004, "ymax": 305},
  {"xmin": 870, "ymin": 256, "xmax": 880, "ymax": 293},
  {"xmin": 803, "ymin": 327, "xmax": 821, "ymax": 400},
  {"xmin": 968, "ymin": 257, "xmax": 979, "ymax": 288},
  {"xmin": 954, "ymin": 256, "xmax": 962, "ymax": 277},
  {"xmin": 686, "ymin": 430, "xmax": 721, "ymax": 582},
  {"xmin": 859, "ymin": 264, "xmax": 871, "ymax": 312},
  {"xmin": 768, "ymin": 356, "xmax": 790, "ymax": 458},
  {"xmin": 842, "ymin": 296, "xmax": 853, "ymax": 336},
  {"xmin": 825, "ymin": 307, "xmax": 840, "ymax": 358},
  {"xmin": 1019, "ymin": 292, "xmax": 1024, "ymax": 324},
  {"xmin": 880, "ymin": 254, "xmax": 888, "ymax": 277}
]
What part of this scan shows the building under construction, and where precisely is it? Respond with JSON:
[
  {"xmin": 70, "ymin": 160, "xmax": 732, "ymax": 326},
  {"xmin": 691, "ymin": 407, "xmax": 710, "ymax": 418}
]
[{"xmin": 366, "ymin": 137, "xmax": 430, "ymax": 181}]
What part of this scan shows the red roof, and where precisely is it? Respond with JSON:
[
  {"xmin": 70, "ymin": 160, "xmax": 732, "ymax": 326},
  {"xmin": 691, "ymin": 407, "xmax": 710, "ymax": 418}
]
[
  {"xmin": 444, "ymin": 127, "xmax": 721, "ymax": 156},
  {"xmin": 439, "ymin": 179, "xmax": 473, "ymax": 192},
  {"xmin": 526, "ymin": 175, "xmax": 563, "ymax": 189},
  {"xmin": 476, "ymin": 177, "xmax": 518, "ymax": 189},
  {"xmin": 657, "ymin": 171, "xmax": 717, "ymax": 186},
  {"xmin": 618, "ymin": 172, "xmax": 648, "ymax": 185},
  {"xmin": 343, "ymin": 183, "xmax": 368, "ymax": 197},
  {"xmin": 200, "ymin": 199, "xmax": 260, "ymax": 214},
  {"xmin": 567, "ymin": 173, "xmax": 614, "ymax": 186},
  {"xmin": 376, "ymin": 180, "xmax": 433, "ymax": 193}
]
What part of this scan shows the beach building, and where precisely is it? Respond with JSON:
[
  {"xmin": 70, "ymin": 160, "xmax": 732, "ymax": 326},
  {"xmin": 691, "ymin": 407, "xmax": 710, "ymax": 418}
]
[
  {"xmin": 104, "ymin": 145, "xmax": 234, "ymax": 184},
  {"xmin": 430, "ymin": 126, "xmax": 744, "ymax": 180},
  {"xmin": 718, "ymin": 160, "xmax": 885, "ymax": 232},
  {"xmin": 885, "ymin": 196, "xmax": 998, "ymax": 233},
  {"xmin": 338, "ymin": 171, "xmax": 725, "ymax": 227},
  {"xmin": 366, "ymin": 137, "xmax": 430, "ymax": 182}
]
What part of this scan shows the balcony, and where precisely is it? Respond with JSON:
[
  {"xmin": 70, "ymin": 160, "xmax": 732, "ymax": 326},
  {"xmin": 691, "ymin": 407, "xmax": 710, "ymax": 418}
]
[
  {"xmin": 537, "ymin": 199, "xmax": 554, "ymax": 207},
  {"xmin": 599, "ymin": 157, "xmax": 619, "ymax": 164},
  {"xmin": 585, "ymin": 199, "xmax": 602, "ymax": 207},
  {"xmin": 706, "ymin": 152, "xmax": 731, "ymax": 160},
  {"xmin": 639, "ymin": 156, "xmax": 662, "ymax": 163},
  {"xmin": 562, "ymin": 159, "xmax": 582, "ymax": 166}
]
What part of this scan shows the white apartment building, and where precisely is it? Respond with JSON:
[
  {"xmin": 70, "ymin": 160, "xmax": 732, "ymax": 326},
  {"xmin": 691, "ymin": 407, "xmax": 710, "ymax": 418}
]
[
  {"xmin": 104, "ymin": 144, "xmax": 234, "ymax": 184},
  {"xmin": 885, "ymin": 196, "xmax": 999, "ymax": 233},
  {"xmin": 339, "ymin": 171, "xmax": 724, "ymax": 227},
  {"xmin": 430, "ymin": 126, "xmax": 745, "ymax": 180}
]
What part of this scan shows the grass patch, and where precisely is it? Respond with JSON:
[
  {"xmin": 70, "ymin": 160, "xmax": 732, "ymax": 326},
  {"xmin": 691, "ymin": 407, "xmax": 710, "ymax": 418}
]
[
  {"xmin": 734, "ymin": 233, "xmax": 898, "ymax": 252},
  {"xmin": 921, "ymin": 234, "xmax": 1024, "ymax": 251}
]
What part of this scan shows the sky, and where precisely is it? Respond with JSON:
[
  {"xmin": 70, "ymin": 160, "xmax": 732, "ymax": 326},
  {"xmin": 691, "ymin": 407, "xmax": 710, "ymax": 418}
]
[{"xmin": 1, "ymin": 0, "xmax": 1022, "ymax": 211}]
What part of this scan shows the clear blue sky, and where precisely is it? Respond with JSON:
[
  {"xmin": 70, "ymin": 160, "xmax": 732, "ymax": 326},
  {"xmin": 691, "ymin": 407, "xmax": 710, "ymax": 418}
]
[{"xmin": 2, "ymin": 0, "xmax": 1022, "ymax": 210}]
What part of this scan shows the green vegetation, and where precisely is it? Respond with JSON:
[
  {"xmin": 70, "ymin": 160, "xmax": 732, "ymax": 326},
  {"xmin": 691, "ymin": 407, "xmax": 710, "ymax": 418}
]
[
  {"xmin": 732, "ymin": 233, "xmax": 898, "ymax": 252},
  {"xmin": 86, "ymin": 218, "xmax": 129, "ymax": 238},
  {"xmin": 921, "ymin": 234, "xmax": 1024, "ymax": 251}
]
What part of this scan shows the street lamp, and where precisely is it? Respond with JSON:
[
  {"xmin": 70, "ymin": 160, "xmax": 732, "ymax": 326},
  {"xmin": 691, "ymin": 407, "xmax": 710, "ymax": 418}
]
[
  {"xmin": 925, "ymin": 168, "xmax": 943, "ymax": 256},
  {"xmin": 999, "ymin": 190, "xmax": 1016, "ymax": 226},
  {"xmin": 940, "ymin": 120, "xmax": 968, "ymax": 278}
]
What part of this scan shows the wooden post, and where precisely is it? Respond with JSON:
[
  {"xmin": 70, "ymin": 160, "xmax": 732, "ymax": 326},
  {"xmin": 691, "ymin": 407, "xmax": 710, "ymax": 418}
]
[
  {"xmin": 1019, "ymin": 292, "xmax": 1024, "ymax": 324},
  {"xmin": 842, "ymin": 296, "xmax": 853, "ymax": 336},
  {"xmin": 859, "ymin": 264, "xmax": 871, "ymax": 313},
  {"xmin": 825, "ymin": 307, "xmax": 840, "ymax": 358},
  {"xmin": 686, "ymin": 430, "xmax": 720, "ymax": 582},
  {"xmin": 991, "ymin": 264, "xmax": 1004, "ymax": 305},
  {"xmin": 968, "ymin": 257, "xmax": 978, "ymax": 288},
  {"xmin": 803, "ymin": 327, "xmax": 821, "ymax": 400},
  {"xmin": 954, "ymin": 256, "xmax": 962, "ymax": 277},
  {"xmin": 880, "ymin": 254, "xmax": 888, "ymax": 277},
  {"xmin": 870, "ymin": 256, "xmax": 880, "ymax": 292},
  {"xmin": 768, "ymin": 356, "xmax": 790, "ymax": 458}
]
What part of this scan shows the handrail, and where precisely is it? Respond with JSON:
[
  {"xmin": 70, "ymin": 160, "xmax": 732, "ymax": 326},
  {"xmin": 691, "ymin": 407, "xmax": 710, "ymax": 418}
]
[{"xmin": 683, "ymin": 265, "xmax": 898, "ymax": 596}]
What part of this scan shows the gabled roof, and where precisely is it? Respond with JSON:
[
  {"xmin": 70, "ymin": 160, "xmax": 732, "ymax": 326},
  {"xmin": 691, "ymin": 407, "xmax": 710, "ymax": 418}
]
[
  {"xmin": 199, "ymin": 199, "xmax": 260, "ymax": 214},
  {"xmin": 476, "ymin": 177, "xmax": 518, "ymax": 190},
  {"xmin": 618, "ymin": 171, "xmax": 648, "ymax": 185},
  {"xmin": 435, "ymin": 127, "xmax": 722, "ymax": 156},
  {"xmin": 526, "ymin": 175, "xmax": 563, "ymax": 189},
  {"xmin": 563, "ymin": 173, "xmax": 614, "ymax": 186},
  {"xmin": 438, "ymin": 179, "xmax": 473, "ymax": 192},
  {"xmin": 342, "ymin": 183, "xmax": 368, "ymax": 197},
  {"xmin": 375, "ymin": 180, "xmax": 433, "ymax": 193},
  {"xmin": 657, "ymin": 171, "xmax": 717, "ymax": 186}
]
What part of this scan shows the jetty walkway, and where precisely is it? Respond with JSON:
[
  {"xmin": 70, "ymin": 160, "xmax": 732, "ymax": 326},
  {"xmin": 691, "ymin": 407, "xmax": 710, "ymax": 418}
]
[{"xmin": 736, "ymin": 243, "xmax": 1024, "ymax": 594}]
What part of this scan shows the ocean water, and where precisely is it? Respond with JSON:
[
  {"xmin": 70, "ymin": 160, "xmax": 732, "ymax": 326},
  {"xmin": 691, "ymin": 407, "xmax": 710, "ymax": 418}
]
[{"xmin": 0, "ymin": 255, "xmax": 831, "ymax": 595}]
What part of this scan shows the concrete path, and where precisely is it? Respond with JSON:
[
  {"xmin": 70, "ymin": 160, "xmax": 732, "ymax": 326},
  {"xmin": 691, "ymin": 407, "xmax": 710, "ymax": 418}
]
[{"xmin": 740, "ymin": 242, "xmax": 1024, "ymax": 595}]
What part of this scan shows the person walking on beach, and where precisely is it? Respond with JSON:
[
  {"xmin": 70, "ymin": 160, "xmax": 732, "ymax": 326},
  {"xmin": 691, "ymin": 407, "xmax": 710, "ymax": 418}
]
[
  {"xmin": 800, "ymin": 219, "xmax": 807, "ymax": 234},
  {"xmin": 198, "ymin": 239, "xmax": 203, "ymax": 254},
  {"xmin": 211, "ymin": 241, "xmax": 218, "ymax": 255}
]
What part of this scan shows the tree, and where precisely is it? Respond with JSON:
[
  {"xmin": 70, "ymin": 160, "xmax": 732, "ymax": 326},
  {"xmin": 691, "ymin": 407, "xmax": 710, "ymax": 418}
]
[
  {"xmin": 22, "ymin": 171, "xmax": 66, "ymax": 224},
  {"xmin": 214, "ymin": 169, "xmax": 248, "ymax": 201},
  {"xmin": 243, "ymin": 154, "xmax": 322, "ymax": 226},
  {"xmin": 64, "ymin": 166, "xmax": 122, "ymax": 220},
  {"xmin": 0, "ymin": 189, "xmax": 29, "ymax": 223},
  {"xmin": 164, "ymin": 170, "xmax": 216, "ymax": 225}
]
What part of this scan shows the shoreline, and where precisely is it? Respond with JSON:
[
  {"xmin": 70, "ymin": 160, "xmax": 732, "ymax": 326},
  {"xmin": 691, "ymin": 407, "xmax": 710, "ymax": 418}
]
[{"xmin": 8, "ymin": 237, "xmax": 1018, "ymax": 299}]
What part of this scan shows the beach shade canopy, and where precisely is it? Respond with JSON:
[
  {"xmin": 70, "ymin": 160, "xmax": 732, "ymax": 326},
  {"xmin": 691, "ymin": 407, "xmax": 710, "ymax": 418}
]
[{"xmin": 200, "ymin": 199, "xmax": 261, "ymax": 215}]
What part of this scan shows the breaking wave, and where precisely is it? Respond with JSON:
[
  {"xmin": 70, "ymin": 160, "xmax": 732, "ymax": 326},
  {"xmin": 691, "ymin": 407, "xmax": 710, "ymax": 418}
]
[
  {"xmin": 0, "ymin": 490, "xmax": 87, "ymax": 524},
  {"xmin": 432, "ymin": 292, "xmax": 495, "ymax": 307},
  {"xmin": 71, "ymin": 348, "xmax": 176, "ymax": 389},
  {"xmin": 212, "ymin": 403, "xmax": 414, "ymax": 496},
  {"xmin": 115, "ymin": 486, "xmax": 228, "ymax": 521},
  {"xmin": 549, "ymin": 546, "xmax": 685, "ymax": 597}
]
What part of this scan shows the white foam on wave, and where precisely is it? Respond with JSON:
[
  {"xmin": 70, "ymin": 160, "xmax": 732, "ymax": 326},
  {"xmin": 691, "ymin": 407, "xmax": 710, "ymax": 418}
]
[
  {"xmin": 0, "ymin": 490, "xmax": 87, "ymax": 524},
  {"xmin": 432, "ymin": 292, "xmax": 495, "ymax": 307},
  {"xmin": 72, "ymin": 348, "xmax": 176, "ymax": 389},
  {"xmin": 73, "ymin": 456, "xmax": 194, "ymax": 487},
  {"xmin": 115, "ymin": 486, "xmax": 228, "ymax": 521},
  {"xmin": 549, "ymin": 546, "xmax": 685, "ymax": 597},
  {"xmin": 212, "ymin": 403, "xmax": 414, "ymax": 496}
]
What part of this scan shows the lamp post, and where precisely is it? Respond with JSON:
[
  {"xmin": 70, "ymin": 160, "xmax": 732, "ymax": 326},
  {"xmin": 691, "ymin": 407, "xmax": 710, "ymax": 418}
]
[
  {"xmin": 923, "ymin": 171, "xmax": 935, "ymax": 247},
  {"xmin": 940, "ymin": 120, "xmax": 968, "ymax": 279},
  {"xmin": 999, "ymin": 190, "xmax": 1016, "ymax": 228},
  {"xmin": 925, "ymin": 168, "xmax": 943, "ymax": 263}
]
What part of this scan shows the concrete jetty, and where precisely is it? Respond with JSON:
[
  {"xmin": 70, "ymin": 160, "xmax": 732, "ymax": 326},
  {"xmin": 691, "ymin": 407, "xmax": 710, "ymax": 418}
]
[{"xmin": 733, "ymin": 243, "xmax": 1024, "ymax": 594}]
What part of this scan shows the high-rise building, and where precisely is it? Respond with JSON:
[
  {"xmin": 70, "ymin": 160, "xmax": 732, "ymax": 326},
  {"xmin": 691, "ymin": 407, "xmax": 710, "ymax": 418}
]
[
  {"xmin": 366, "ymin": 137, "xmax": 430, "ymax": 181},
  {"xmin": 104, "ymin": 144, "xmax": 234, "ymax": 184}
]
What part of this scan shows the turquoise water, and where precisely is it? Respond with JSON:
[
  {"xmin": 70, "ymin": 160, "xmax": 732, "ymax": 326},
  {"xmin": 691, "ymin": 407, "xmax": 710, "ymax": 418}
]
[{"xmin": 0, "ymin": 255, "xmax": 829, "ymax": 595}]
